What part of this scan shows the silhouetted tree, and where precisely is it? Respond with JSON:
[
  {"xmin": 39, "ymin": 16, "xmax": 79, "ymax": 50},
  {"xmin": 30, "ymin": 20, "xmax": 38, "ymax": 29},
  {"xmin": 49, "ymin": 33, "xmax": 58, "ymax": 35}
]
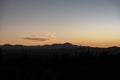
[
  {"xmin": 21, "ymin": 46, "xmax": 24, "ymax": 57},
  {"xmin": 0, "ymin": 48, "xmax": 1, "ymax": 63}
]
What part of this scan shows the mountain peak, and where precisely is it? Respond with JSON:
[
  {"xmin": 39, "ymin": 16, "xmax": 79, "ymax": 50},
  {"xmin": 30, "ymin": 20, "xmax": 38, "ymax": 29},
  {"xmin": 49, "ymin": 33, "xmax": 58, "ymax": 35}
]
[{"xmin": 63, "ymin": 42, "xmax": 73, "ymax": 46}]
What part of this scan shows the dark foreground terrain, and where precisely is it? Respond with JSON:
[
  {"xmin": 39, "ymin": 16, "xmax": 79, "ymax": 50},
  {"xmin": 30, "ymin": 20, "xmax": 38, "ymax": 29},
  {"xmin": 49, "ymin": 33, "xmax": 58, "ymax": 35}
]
[{"xmin": 0, "ymin": 43, "xmax": 120, "ymax": 80}]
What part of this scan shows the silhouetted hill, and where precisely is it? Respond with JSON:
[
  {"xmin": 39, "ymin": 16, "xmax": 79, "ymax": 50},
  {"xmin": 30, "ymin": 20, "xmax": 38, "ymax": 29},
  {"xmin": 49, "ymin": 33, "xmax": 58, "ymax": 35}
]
[
  {"xmin": 1, "ymin": 43, "xmax": 120, "ymax": 80},
  {"xmin": 1, "ymin": 43, "xmax": 120, "ymax": 56}
]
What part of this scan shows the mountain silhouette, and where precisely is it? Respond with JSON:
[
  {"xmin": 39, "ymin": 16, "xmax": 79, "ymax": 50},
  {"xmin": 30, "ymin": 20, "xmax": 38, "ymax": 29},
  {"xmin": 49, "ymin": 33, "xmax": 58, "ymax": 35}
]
[{"xmin": 1, "ymin": 43, "xmax": 120, "ymax": 80}]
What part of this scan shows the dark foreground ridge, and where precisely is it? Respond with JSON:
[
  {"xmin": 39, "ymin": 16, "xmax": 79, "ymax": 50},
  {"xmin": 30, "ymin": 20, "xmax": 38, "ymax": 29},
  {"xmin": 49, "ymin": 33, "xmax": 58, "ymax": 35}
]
[{"xmin": 0, "ymin": 43, "xmax": 120, "ymax": 80}]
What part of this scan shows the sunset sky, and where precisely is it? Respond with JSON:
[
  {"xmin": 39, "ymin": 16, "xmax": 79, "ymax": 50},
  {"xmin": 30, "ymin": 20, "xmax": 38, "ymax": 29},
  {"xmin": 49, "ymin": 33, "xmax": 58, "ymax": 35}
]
[{"xmin": 0, "ymin": 0, "xmax": 120, "ymax": 47}]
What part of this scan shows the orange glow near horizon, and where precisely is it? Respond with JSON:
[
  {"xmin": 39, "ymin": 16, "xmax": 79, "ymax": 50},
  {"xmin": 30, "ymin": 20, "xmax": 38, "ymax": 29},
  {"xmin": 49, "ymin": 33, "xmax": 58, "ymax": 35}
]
[{"xmin": 1, "ymin": 34, "xmax": 120, "ymax": 47}]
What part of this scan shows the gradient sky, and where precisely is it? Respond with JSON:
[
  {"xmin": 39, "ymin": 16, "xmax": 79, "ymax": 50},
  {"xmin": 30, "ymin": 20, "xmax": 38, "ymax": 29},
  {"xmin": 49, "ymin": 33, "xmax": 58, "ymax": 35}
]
[{"xmin": 0, "ymin": 0, "xmax": 120, "ymax": 47}]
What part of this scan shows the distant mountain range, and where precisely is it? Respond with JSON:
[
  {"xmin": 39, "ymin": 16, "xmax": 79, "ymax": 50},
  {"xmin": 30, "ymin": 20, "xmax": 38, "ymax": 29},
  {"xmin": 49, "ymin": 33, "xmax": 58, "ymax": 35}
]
[
  {"xmin": 0, "ymin": 42, "xmax": 120, "ymax": 56},
  {"xmin": 1, "ymin": 42, "xmax": 118, "ymax": 47}
]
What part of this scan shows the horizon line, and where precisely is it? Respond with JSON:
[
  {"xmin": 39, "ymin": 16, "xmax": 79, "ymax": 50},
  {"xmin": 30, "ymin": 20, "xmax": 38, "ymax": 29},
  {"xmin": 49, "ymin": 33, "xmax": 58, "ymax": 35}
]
[{"xmin": 0, "ymin": 42, "xmax": 119, "ymax": 48}]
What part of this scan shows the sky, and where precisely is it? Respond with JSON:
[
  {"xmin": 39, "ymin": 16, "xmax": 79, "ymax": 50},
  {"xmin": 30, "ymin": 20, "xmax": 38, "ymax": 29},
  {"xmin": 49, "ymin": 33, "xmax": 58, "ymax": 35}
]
[{"xmin": 0, "ymin": 0, "xmax": 120, "ymax": 47}]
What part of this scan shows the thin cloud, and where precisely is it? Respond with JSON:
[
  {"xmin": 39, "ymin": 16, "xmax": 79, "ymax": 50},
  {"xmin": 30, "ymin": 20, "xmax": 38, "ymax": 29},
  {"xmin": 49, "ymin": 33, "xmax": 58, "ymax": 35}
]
[
  {"xmin": 48, "ymin": 35, "xmax": 55, "ymax": 39},
  {"xmin": 23, "ymin": 37, "xmax": 50, "ymax": 41},
  {"xmin": 22, "ymin": 34, "xmax": 55, "ymax": 41}
]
